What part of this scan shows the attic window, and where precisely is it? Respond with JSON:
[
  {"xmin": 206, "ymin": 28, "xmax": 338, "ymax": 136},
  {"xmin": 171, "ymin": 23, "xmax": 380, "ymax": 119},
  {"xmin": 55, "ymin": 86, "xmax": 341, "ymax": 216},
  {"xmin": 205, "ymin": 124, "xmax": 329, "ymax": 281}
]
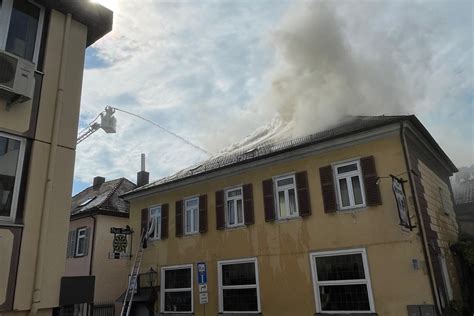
[{"xmin": 79, "ymin": 197, "xmax": 96, "ymax": 207}]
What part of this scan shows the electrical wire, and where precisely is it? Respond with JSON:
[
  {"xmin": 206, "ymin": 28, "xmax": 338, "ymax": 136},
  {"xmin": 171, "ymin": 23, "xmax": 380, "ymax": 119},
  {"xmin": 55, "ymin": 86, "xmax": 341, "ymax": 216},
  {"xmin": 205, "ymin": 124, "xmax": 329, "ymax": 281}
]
[{"xmin": 111, "ymin": 106, "xmax": 212, "ymax": 156}]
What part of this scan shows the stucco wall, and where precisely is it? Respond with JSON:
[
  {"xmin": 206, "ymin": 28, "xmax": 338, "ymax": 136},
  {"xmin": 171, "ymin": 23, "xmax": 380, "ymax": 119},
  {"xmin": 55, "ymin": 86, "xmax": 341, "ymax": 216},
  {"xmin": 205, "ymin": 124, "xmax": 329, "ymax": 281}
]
[
  {"xmin": 65, "ymin": 217, "xmax": 94, "ymax": 277},
  {"xmin": 0, "ymin": 8, "xmax": 88, "ymax": 316},
  {"xmin": 128, "ymin": 134, "xmax": 435, "ymax": 316}
]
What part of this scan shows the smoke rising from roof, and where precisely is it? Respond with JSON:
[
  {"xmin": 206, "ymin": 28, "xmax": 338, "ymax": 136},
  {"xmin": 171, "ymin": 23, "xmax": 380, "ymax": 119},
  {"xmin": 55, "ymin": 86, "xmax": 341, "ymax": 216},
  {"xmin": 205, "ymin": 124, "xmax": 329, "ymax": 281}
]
[{"xmin": 224, "ymin": 1, "xmax": 437, "ymax": 152}]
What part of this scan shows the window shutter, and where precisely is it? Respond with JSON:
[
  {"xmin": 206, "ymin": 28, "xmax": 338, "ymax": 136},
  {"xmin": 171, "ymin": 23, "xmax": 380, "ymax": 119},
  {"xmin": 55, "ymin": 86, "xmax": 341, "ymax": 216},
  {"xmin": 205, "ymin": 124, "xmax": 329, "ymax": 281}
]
[
  {"xmin": 243, "ymin": 184, "xmax": 254, "ymax": 225},
  {"xmin": 296, "ymin": 171, "xmax": 312, "ymax": 216},
  {"xmin": 141, "ymin": 208, "xmax": 149, "ymax": 235},
  {"xmin": 262, "ymin": 179, "xmax": 275, "ymax": 222},
  {"xmin": 319, "ymin": 165, "xmax": 337, "ymax": 213},
  {"xmin": 83, "ymin": 228, "xmax": 91, "ymax": 256},
  {"xmin": 70, "ymin": 230, "xmax": 77, "ymax": 257},
  {"xmin": 161, "ymin": 204, "xmax": 169, "ymax": 239},
  {"xmin": 215, "ymin": 190, "xmax": 225, "ymax": 230},
  {"xmin": 360, "ymin": 156, "xmax": 382, "ymax": 206},
  {"xmin": 199, "ymin": 195, "xmax": 208, "ymax": 233},
  {"xmin": 175, "ymin": 200, "xmax": 183, "ymax": 237},
  {"xmin": 66, "ymin": 231, "xmax": 74, "ymax": 258}
]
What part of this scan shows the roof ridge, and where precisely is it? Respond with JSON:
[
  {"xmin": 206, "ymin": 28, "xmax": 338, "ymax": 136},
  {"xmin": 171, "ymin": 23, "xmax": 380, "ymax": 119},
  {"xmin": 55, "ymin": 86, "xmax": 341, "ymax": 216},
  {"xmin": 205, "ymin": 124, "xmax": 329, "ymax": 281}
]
[{"xmin": 98, "ymin": 178, "xmax": 125, "ymax": 210}]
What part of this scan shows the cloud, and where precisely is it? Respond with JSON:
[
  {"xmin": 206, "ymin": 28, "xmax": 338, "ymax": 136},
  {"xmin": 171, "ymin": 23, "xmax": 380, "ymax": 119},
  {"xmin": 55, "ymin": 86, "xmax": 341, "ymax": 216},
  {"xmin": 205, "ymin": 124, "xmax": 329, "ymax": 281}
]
[{"xmin": 74, "ymin": 0, "xmax": 473, "ymax": 193}]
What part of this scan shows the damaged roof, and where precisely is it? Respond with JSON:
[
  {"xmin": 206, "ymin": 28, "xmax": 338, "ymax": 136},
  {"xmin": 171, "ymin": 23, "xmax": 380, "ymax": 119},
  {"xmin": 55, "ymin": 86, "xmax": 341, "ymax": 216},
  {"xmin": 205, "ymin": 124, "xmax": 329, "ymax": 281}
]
[
  {"xmin": 71, "ymin": 178, "xmax": 136, "ymax": 218},
  {"xmin": 122, "ymin": 115, "xmax": 456, "ymax": 200}
]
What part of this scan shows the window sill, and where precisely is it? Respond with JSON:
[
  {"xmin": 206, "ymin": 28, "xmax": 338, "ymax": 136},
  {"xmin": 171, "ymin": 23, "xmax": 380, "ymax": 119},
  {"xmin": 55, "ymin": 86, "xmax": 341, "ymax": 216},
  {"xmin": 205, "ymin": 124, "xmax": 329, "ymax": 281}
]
[
  {"xmin": 160, "ymin": 313, "xmax": 194, "ymax": 316},
  {"xmin": 275, "ymin": 216, "xmax": 301, "ymax": 223},
  {"xmin": 225, "ymin": 224, "xmax": 246, "ymax": 231},
  {"xmin": 334, "ymin": 205, "xmax": 368, "ymax": 214},
  {"xmin": 218, "ymin": 313, "xmax": 262, "ymax": 315},
  {"xmin": 0, "ymin": 221, "xmax": 24, "ymax": 228}
]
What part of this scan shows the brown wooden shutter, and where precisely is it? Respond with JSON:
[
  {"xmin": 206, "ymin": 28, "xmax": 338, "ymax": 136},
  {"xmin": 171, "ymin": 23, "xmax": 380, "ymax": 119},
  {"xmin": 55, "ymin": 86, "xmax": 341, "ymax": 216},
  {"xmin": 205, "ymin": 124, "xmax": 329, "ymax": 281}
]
[
  {"xmin": 243, "ymin": 184, "xmax": 254, "ymax": 225},
  {"xmin": 319, "ymin": 166, "xmax": 337, "ymax": 213},
  {"xmin": 296, "ymin": 171, "xmax": 312, "ymax": 217},
  {"xmin": 199, "ymin": 195, "xmax": 208, "ymax": 233},
  {"xmin": 161, "ymin": 204, "xmax": 169, "ymax": 239},
  {"xmin": 175, "ymin": 200, "xmax": 183, "ymax": 237},
  {"xmin": 262, "ymin": 179, "xmax": 275, "ymax": 222},
  {"xmin": 141, "ymin": 208, "xmax": 149, "ymax": 234},
  {"xmin": 360, "ymin": 156, "xmax": 382, "ymax": 206},
  {"xmin": 215, "ymin": 190, "xmax": 225, "ymax": 230}
]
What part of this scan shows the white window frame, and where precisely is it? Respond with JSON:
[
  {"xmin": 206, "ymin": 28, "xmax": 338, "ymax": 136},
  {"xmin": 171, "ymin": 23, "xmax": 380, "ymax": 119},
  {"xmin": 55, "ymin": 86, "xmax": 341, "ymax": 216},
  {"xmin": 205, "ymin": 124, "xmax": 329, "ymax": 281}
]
[
  {"xmin": 273, "ymin": 173, "xmax": 299, "ymax": 219},
  {"xmin": 149, "ymin": 205, "xmax": 161, "ymax": 241},
  {"xmin": 184, "ymin": 196, "xmax": 199, "ymax": 235},
  {"xmin": 0, "ymin": 0, "xmax": 45, "ymax": 65},
  {"xmin": 310, "ymin": 248, "xmax": 375, "ymax": 314},
  {"xmin": 225, "ymin": 186, "xmax": 244, "ymax": 228},
  {"xmin": 160, "ymin": 264, "xmax": 194, "ymax": 314},
  {"xmin": 0, "ymin": 132, "xmax": 26, "ymax": 223},
  {"xmin": 218, "ymin": 257, "xmax": 261, "ymax": 313},
  {"xmin": 333, "ymin": 159, "xmax": 366, "ymax": 210},
  {"xmin": 439, "ymin": 251, "xmax": 453, "ymax": 301},
  {"xmin": 75, "ymin": 227, "xmax": 87, "ymax": 257}
]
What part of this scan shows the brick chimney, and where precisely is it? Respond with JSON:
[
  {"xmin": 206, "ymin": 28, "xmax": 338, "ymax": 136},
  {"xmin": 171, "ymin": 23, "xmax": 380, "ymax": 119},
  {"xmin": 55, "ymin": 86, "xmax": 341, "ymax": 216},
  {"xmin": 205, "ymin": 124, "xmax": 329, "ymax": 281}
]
[
  {"xmin": 93, "ymin": 176, "xmax": 105, "ymax": 189},
  {"xmin": 137, "ymin": 153, "xmax": 149, "ymax": 187}
]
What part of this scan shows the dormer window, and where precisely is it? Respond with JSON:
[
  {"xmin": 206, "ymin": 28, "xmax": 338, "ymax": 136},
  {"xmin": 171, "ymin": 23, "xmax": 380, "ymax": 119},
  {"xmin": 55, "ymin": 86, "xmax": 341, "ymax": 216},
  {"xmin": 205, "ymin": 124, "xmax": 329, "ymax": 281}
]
[{"xmin": 0, "ymin": 0, "xmax": 45, "ymax": 63}]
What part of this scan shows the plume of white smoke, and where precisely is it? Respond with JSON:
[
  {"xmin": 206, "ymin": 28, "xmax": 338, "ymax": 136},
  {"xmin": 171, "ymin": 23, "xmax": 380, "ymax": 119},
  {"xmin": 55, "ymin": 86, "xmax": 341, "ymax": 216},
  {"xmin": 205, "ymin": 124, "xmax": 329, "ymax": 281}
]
[{"xmin": 224, "ymin": 0, "xmax": 436, "ymax": 153}]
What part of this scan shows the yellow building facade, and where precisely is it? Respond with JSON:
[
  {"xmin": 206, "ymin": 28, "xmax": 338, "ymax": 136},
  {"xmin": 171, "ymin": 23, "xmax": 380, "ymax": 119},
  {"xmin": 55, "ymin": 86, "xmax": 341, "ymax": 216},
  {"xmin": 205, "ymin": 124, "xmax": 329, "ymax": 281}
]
[
  {"xmin": 0, "ymin": 1, "xmax": 112, "ymax": 315},
  {"xmin": 123, "ymin": 116, "xmax": 461, "ymax": 316}
]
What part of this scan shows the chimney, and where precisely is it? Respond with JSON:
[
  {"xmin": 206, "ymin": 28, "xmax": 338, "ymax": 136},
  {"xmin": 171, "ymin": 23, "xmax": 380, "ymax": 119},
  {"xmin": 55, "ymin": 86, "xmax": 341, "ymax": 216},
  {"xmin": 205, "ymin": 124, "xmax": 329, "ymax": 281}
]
[
  {"xmin": 137, "ymin": 153, "xmax": 149, "ymax": 187},
  {"xmin": 93, "ymin": 176, "xmax": 105, "ymax": 189}
]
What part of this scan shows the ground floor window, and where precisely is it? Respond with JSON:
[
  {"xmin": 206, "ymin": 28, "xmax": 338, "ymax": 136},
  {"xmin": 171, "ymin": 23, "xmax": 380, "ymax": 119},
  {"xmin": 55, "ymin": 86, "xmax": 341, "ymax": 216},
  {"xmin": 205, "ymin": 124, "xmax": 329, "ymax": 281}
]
[
  {"xmin": 310, "ymin": 248, "xmax": 375, "ymax": 313},
  {"xmin": 160, "ymin": 264, "xmax": 193, "ymax": 313},
  {"xmin": 218, "ymin": 257, "xmax": 260, "ymax": 313}
]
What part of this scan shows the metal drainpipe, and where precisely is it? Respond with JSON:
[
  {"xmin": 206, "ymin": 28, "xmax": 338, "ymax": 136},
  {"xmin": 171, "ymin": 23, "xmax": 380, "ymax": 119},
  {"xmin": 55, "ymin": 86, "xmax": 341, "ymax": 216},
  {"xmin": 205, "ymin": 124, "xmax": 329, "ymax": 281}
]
[
  {"xmin": 89, "ymin": 215, "xmax": 97, "ymax": 276},
  {"xmin": 30, "ymin": 13, "xmax": 72, "ymax": 316},
  {"xmin": 400, "ymin": 121, "xmax": 441, "ymax": 312}
]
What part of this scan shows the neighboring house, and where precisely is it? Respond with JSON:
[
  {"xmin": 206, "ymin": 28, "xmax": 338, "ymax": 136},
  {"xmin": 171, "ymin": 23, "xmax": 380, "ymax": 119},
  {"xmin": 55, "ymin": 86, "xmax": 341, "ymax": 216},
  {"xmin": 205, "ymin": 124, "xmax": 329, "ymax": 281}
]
[
  {"xmin": 64, "ymin": 177, "xmax": 136, "ymax": 315},
  {"xmin": 121, "ymin": 115, "xmax": 461, "ymax": 316},
  {"xmin": 452, "ymin": 165, "xmax": 474, "ymax": 236},
  {"xmin": 0, "ymin": 2, "xmax": 112, "ymax": 316}
]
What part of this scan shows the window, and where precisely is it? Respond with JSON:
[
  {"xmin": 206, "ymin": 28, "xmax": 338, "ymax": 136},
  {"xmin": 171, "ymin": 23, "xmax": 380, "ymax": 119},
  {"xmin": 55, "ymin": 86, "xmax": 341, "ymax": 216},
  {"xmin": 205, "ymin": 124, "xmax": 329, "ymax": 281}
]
[
  {"xmin": 149, "ymin": 205, "xmax": 161, "ymax": 240},
  {"xmin": 439, "ymin": 188, "xmax": 450, "ymax": 216},
  {"xmin": 274, "ymin": 174, "xmax": 299, "ymax": 219},
  {"xmin": 334, "ymin": 160, "xmax": 365, "ymax": 210},
  {"xmin": 75, "ymin": 228, "xmax": 87, "ymax": 257},
  {"xmin": 226, "ymin": 187, "xmax": 244, "ymax": 227},
  {"xmin": 160, "ymin": 264, "xmax": 193, "ymax": 313},
  {"xmin": 0, "ymin": 0, "xmax": 44, "ymax": 63},
  {"xmin": 310, "ymin": 249, "xmax": 375, "ymax": 313},
  {"xmin": 184, "ymin": 197, "xmax": 199, "ymax": 235},
  {"xmin": 218, "ymin": 258, "xmax": 260, "ymax": 313},
  {"xmin": 0, "ymin": 133, "xmax": 25, "ymax": 222}
]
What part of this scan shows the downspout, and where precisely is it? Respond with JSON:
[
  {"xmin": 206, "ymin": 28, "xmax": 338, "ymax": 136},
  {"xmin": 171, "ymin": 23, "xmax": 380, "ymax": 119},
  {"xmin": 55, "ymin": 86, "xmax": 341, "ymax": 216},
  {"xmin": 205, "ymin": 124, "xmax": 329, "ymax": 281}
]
[
  {"xmin": 89, "ymin": 215, "xmax": 97, "ymax": 276},
  {"xmin": 30, "ymin": 13, "xmax": 72, "ymax": 316},
  {"xmin": 400, "ymin": 121, "xmax": 441, "ymax": 312}
]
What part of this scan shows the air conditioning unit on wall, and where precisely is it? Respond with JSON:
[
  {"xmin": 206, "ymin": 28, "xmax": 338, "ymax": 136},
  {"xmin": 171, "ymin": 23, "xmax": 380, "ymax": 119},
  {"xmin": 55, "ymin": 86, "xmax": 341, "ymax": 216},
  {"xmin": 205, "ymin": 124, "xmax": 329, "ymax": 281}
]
[{"xmin": 0, "ymin": 50, "xmax": 35, "ymax": 107}]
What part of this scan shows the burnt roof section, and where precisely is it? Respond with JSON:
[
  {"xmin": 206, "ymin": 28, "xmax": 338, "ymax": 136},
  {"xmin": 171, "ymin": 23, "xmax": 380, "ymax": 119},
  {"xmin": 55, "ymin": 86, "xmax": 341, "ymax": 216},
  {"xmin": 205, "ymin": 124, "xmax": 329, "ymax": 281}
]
[
  {"xmin": 37, "ymin": 0, "xmax": 113, "ymax": 46},
  {"xmin": 122, "ymin": 115, "xmax": 457, "ymax": 199},
  {"xmin": 71, "ymin": 178, "xmax": 135, "ymax": 218}
]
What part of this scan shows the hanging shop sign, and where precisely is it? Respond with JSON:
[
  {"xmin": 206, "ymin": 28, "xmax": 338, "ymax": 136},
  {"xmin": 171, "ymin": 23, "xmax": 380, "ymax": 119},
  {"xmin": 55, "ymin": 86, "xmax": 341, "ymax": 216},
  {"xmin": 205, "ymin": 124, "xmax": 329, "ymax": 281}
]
[
  {"xmin": 391, "ymin": 175, "xmax": 414, "ymax": 230},
  {"xmin": 110, "ymin": 226, "xmax": 133, "ymax": 259}
]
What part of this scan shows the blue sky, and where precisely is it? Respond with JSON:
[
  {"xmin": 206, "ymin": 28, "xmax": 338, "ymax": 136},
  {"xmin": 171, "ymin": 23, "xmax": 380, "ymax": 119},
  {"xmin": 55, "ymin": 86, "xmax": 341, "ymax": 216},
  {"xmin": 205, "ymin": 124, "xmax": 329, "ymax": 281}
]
[{"xmin": 73, "ymin": 0, "xmax": 473, "ymax": 195}]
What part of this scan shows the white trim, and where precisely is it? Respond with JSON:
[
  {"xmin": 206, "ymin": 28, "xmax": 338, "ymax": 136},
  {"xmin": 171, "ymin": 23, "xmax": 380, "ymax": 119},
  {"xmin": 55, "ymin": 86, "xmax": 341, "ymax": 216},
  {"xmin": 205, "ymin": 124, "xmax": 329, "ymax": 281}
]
[
  {"xmin": 309, "ymin": 248, "xmax": 375, "ymax": 313},
  {"xmin": 75, "ymin": 227, "xmax": 87, "ymax": 257},
  {"xmin": 273, "ymin": 174, "xmax": 299, "ymax": 219},
  {"xmin": 0, "ymin": 0, "xmax": 45, "ymax": 65},
  {"xmin": 148, "ymin": 204, "xmax": 162, "ymax": 241},
  {"xmin": 183, "ymin": 196, "xmax": 199, "ymax": 235},
  {"xmin": 333, "ymin": 159, "xmax": 366, "ymax": 211},
  {"xmin": 0, "ymin": 132, "xmax": 26, "ymax": 223},
  {"xmin": 225, "ymin": 186, "xmax": 244, "ymax": 228},
  {"xmin": 217, "ymin": 257, "xmax": 261, "ymax": 313},
  {"xmin": 439, "ymin": 251, "xmax": 453, "ymax": 301},
  {"xmin": 160, "ymin": 263, "xmax": 194, "ymax": 314},
  {"xmin": 124, "ymin": 123, "xmax": 401, "ymax": 201}
]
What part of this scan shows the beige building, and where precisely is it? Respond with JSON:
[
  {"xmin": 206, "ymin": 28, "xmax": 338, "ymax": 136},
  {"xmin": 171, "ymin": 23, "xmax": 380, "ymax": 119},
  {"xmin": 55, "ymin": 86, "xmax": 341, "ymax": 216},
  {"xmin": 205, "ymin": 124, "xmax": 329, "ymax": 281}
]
[
  {"xmin": 0, "ymin": 1, "xmax": 112, "ymax": 316},
  {"xmin": 121, "ymin": 115, "xmax": 461, "ymax": 316}
]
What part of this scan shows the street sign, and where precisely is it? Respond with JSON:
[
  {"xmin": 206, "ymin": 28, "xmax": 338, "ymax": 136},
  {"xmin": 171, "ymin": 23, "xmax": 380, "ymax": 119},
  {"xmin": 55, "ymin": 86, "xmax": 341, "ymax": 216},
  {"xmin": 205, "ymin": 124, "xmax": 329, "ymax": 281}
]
[
  {"xmin": 197, "ymin": 262, "xmax": 207, "ymax": 284},
  {"xmin": 199, "ymin": 292, "xmax": 208, "ymax": 304},
  {"xmin": 199, "ymin": 284, "xmax": 208, "ymax": 293},
  {"xmin": 391, "ymin": 176, "xmax": 414, "ymax": 230}
]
